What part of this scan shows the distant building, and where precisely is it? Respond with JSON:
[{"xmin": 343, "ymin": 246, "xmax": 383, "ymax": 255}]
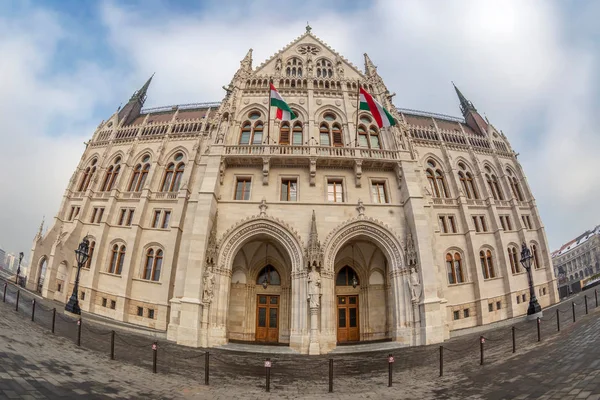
[
  {"xmin": 552, "ymin": 225, "xmax": 600, "ymax": 297},
  {"xmin": 0, "ymin": 247, "xmax": 6, "ymax": 270}
]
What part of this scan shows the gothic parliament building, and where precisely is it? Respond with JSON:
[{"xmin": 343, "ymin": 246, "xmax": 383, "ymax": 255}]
[{"xmin": 28, "ymin": 28, "xmax": 558, "ymax": 354}]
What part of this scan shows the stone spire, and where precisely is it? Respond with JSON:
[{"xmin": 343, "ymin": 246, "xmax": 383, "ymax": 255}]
[
  {"xmin": 118, "ymin": 74, "xmax": 155, "ymax": 126},
  {"xmin": 306, "ymin": 210, "xmax": 323, "ymax": 270},
  {"xmin": 364, "ymin": 53, "xmax": 377, "ymax": 76},
  {"xmin": 240, "ymin": 48, "xmax": 253, "ymax": 72},
  {"xmin": 34, "ymin": 216, "xmax": 45, "ymax": 242},
  {"xmin": 452, "ymin": 82, "xmax": 476, "ymax": 115},
  {"xmin": 204, "ymin": 211, "xmax": 219, "ymax": 269},
  {"xmin": 452, "ymin": 82, "xmax": 489, "ymax": 136}
]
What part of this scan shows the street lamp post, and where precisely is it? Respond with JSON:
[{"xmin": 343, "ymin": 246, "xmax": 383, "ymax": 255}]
[
  {"xmin": 65, "ymin": 237, "xmax": 90, "ymax": 315},
  {"xmin": 520, "ymin": 242, "xmax": 542, "ymax": 318},
  {"xmin": 15, "ymin": 252, "xmax": 24, "ymax": 285}
]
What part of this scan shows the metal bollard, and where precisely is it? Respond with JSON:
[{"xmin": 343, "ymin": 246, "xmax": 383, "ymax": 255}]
[
  {"xmin": 152, "ymin": 342, "xmax": 158, "ymax": 373},
  {"xmin": 15, "ymin": 290, "xmax": 20, "ymax": 312},
  {"xmin": 585, "ymin": 295, "xmax": 588, "ymax": 314},
  {"xmin": 388, "ymin": 354, "xmax": 394, "ymax": 387},
  {"xmin": 77, "ymin": 319, "xmax": 82, "ymax": 346},
  {"xmin": 265, "ymin": 358, "xmax": 271, "ymax": 392},
  {"xmin": 110, "ymin": 331, "xmax": 115, "ymax": 360},
  {"xmin": 512, "ymin": 326, "xmax": 516, "ymax": 353},
  {"xmin": 51, "ymin": 308, "xmax": 56, "ymax": 333},
  {"xmin": 3, "ymin": 282, "xmax": 6, "ymax": 302},
  {"xmin": 537, "ymin": 317, "xmax": 541, "ymax": 342},
  {"xmin": 595, "ymin": 289, "xmax": 598, "ymax": 308},
  {"xmin": 329, "ymin": 358, "xmax": 333, "ymax": 393},
  {"xmin": 31, "ymin": 299, "xmax": 36, "ymax": 322},
  {"xmin": 572, "ymin": 302, "xmax": 576, "ymax": 323},
  {"xmin": 480, "ymin": 336, "xmax": 484, "ymax": 366},
  {"xmin": 556, "ymin": 309, "xmax": 560, "ymax": 332},
  {"xmin": 204, "ymin": 352, "xmax": 210, "ymax": 385},
  {"xmin": 439, "ymin": 346, "xmax": 444, "ymax": 377}
]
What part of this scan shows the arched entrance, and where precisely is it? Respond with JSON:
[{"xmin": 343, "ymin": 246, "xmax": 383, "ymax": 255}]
[
  {"xmin": 36, "ymin": 257, "xmax": 48, "ymax": 293},
  {"xmin": 215, "ymin": 216, "xmax": 307, "ymax": 352},
  {"xmin": 227, "ymin": 238, "xmax": 291, "ymax": 344},
  {"xmin": 322, "ymin": 218, "xmax": 412, "ymax": 350},
  {"xmin": 334, "ymin": 241, "xmax": 390, "ymax": 343}
]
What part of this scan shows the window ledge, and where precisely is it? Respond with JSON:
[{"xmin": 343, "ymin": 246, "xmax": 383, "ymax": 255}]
[
  {"xmin": 440, "ymin": 232, "xmax": 461, "ymax": 236},
  {"xmin": 99, "ymin": 271, "xmax": 122, "ymax": 278},
  {"xmin": 447, "ymin": 281, "xmax": 472, "ymax": 287},
  {"xmin": 132, "ymin": 278, "xmax": 162, "ymax": 285},
  {"xmin": 483, "ymin": 276, "xmax": 503, "ymax": 282},
  {"xmin": 512, "ymin": 271, "xmax": 527, "ymax": 276}
]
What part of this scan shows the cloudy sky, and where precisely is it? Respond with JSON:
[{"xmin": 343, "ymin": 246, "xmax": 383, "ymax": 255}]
[{"xmin": 0, "ymin": 0, "xmax": 598, "ymax": 261}]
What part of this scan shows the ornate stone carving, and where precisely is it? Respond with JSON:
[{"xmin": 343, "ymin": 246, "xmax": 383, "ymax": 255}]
[
  {"xmin": 409, "ymin": 265, "xmax": 422, "ymax": 303},
  {"xmin": 275, "ymin": 57, "xmax": 282, "ymax": 76},
  {"xmin": 336, "ymin": 56, "xmax": 344, "ymax": 77},
  {"xmin": 356, "ymin": 199, "xmax": 365, "ymax": 218},
  {"xmin": 219, "ymin": 159, "xmax": 225, "ymax": 185},
  {"xmin": 202, "ymin": 267, "xmax": 215, "ymax": 304},
  {"xmin": 262, "ymin": 157, "xmax": 270, "ymax": 185},
  {"xmin": 305, "ymin": 210, "xmax": 323, "ymax": 270},
  {"xmin": 34, "ymin": 217, "xmax": 45, "ymax": 243},
  {"xmin": 307, "ymin": 265, "xmax": 321, "ymax": 308},
  {"xmin": 323, "ymin": 218, "xmax": 404, "ymax": 273},
  {"xmin": 54, "ymin": 224, "xmax": 68, "ymax": 248},
  {"xmin": 259, "ymin": 198, "xmax": 268, "ymax": 217},
  {"xmin": 309, "ymin": 158, "xmax": 317, "ymax": 186},
  {"xmin": 354, "ymin": 159, "xmax": 362, "ymax": 187},
  {"xmin": 405, "ymin": 231, "xmax": 418, "ymax": 268},
  {"xmin": 218, "ymin": 216, "xmax": 305, "ymax": 274},
  {"xmin": 394, "ymin": 163, "xmax": 403, "ymax": 189},
  {"xmin": 297, "ymin": 44, "xmax": 320, "ymax": 55}
]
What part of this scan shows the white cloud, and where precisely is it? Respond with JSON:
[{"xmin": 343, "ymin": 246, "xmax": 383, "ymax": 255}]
[{"xmin": 0, "ymin": 1, "xmax": 598, "ymax": 255}]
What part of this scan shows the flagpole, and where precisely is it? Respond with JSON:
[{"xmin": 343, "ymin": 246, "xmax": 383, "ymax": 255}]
[
  {"xmin": 266, "ymin": 77, "xmax": 272, "ymax": 144},
  {"xmin": 354, "ymin": 80, "xmax": 360, "ymax": 147}
]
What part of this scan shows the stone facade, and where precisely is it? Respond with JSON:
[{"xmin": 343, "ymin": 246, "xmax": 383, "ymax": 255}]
[{"xmin": 28, "ymin": 28, "xmax": 558, "ymax": 354}]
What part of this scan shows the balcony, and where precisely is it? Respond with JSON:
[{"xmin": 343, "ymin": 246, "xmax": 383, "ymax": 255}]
[{"xmin": 224, "ymin": 145, "xmax": 406, "ymax": 168}]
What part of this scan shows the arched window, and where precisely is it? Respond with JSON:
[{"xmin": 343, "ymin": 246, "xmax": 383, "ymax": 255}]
[
  {"xmin": 316, "ymin": 58, "xmax": 333, "ymax": 78},
  {"xmin": 139, "ymin": 163, "xmax": 150, "ymax": 190},
  {"xmin": 128, "ymin": 164, "xmax": 141, "ymax": 191},
  {"xmin": 480, "ymin": 250, "xmax": 495, "ymax": 279},
  {"xmin": 425, "ymin": 159, "xmax": 450, "ymax": 198},
  {"xmin": 508, "ymin": 246, "xmax": 520, "ymax": 274},
  {"xmin": 507, "ymin": 169, "xmax": 524, "ymax": 201},
  {"xmin": 78, "ymin": 159, "xmax": 97, "ymax": 192},
  {"xmin": 256, "ymin": 264, "xmax": 280, "ymax": 286},
  {"xmin": 161, "ymin": 153, "xmax": 185, "ymax": 192},
  {"xmin": 336, "ymin": 266, "xmax": 359, "ymax": 286},
  {"xmin": 239, "ymin": 121, "xmax": 252, "ymax": 144},
  {"xmin": 369, "ymin": 126, "xmax": 380, "ymax": 149},
  {"xmin": 143, "ymin": 248, "xmax": 163, "ymax": 281},
  {"xmin": 85, "ymin": 241, "xmax": 96, "ymax": 269},
  {"xmin": 109, "ymin": 244, "xmax": 118, "ymax": 274},
  {"xmin": 458, "ymin": 162, "xmax": 479, "ymax": 199},
  {"xmin": 252, "ymin": 121, "xmax": 264, "ymax": 145},
  {"xmin": 484, "ymin": 166, "xmax": 503, "ymax": 200},
  {"xmin": 279, "ymin": 122, "xmax": 290, "ymax": 145},
  {"xmin": 286, "ymin": 58, "xmax": 303, "ymax": 77},
  {"xmin": 292, "ymin": 122, "xmax": 303, "ymax": 145},
  {"xmin": 101, "ymin": 157, "xmax": 122, "ymax": 191},
  {"xmin": 332, "ymin": 123, "xmax": 343, "ymax": 146},
  {"xmin": 531, "ymin": 244, "xmax": 540, "ymax": 269},
  {"xmin": 320, "ymin": 123, "xmax": 330, "ymax": 146},
  {"xmin": 358, "ymin": 125, "xmax": 368, "ymax": 147},
  {"xmin": 446, "ymin": 252, "xmax": 464, "ymax": 284}
]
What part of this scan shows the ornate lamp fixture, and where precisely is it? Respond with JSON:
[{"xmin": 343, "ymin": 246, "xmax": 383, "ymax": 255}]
[
  {"xmin": 352, "ymin": 244, "xmax": 358, "ymax": 289},
  {"xmin": 520, "ymin": 242, "xmax": 542, "ymax": 317},
  {"xmin": 262, "ymin": 243, "xmax": 269, "ymax": 289},
  {"xmin": 65, "ymin": 237, "xmax": 90, "ymax": 315}
]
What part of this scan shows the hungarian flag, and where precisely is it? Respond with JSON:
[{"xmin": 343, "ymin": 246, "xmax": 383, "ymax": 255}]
[
  {"xmin": 270, "ymin": 84, "xmax": 297, "ymax": 121},
  {"xmin": 359, "ymin": 87, "xmax": 396, "ymax": 128}
]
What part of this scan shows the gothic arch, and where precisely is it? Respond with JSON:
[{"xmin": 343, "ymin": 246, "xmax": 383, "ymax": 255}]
[
  {"xmin": 218, "ymin": 216, "xmax": 305, "ymax": 274},
  {"xmin": 313, "ymin": 105, "xmax": 348, "ymax": 125},
  {"xmin": 132, "ymin": 148, "xmax": 156, "ymax": 163},
  {"xmin": 161, "ymin": 146, "xmax": 189, "ymax": 165},
  {"xmin": 236, "ymin": 104, "xmax": 269, "ymax": 122},
  {"xmin": 322, "ymin": 217, "xmax": 404, "ymax": 273}
]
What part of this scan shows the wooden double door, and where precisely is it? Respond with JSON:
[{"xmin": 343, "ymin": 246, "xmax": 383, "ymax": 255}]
[
  {"xmin": 337, "ymin": 295, "xmax": 359, "ymax": 343},
  {"xmin": 256, "ymin": 295, "xmax": 279, "ymax": 343}
]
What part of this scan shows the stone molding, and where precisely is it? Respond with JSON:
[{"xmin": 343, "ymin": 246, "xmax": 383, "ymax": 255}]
[{"xmin": 322, "ymin": 217, "xmax": 405, "ymax": 273}]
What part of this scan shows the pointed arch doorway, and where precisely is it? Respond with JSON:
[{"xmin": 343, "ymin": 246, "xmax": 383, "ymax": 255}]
[{"xmin": 255, "ymin": 264, "xmax": 281, "ymax": 343}]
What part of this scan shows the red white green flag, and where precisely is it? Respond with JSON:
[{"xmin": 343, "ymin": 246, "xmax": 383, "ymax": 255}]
[
  {"xmin": 359, "ymin": 87, "xmax": 396, "ymax": 128},
  {"xmin": 270, "ymin": 83, "xmax": 297, "ymax": 121}
]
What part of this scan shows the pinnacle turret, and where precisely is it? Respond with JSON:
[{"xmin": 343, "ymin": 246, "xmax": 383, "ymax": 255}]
[
  {"xmin": 364, "ymin": 53, "xmax": 377, "ymax": 76},
  {"xmin": 452, "ymin": 82, "xmax": 488, "ymax": 135},
  {"xmin": 306, "ymin": 210, "xmax": 323, "ymax": 269},
  {"xmin": 452, "ymin": 82, "xmax": 477, "ymax": 116},
  {"xmin": 118, "ymin": 74, "xmax": 155, "ymax": 125}
]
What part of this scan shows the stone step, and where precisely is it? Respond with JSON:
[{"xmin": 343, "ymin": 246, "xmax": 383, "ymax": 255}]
[{"xmin": 215, "ymin": 343, "xmax": 300, "ymax": 354}]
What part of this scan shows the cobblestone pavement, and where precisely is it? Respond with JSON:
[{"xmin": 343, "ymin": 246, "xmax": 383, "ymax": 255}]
[{"xmin": 1, "ymin": 280, "xmax": 600, "ymax": 399}]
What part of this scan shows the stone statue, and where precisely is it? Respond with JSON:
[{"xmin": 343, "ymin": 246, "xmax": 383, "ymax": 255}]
[
  {"xmin": 409, "ymin": 265, "xmax": 422, "ymax": 302},
  {"xmin": 203, "ymin": 267, "xmax": 215, "ymax": 304},
  {"xmin": 275, "ymin": 57, "xmax": 282, "ymax": 75},
  {"xmin": 307, "ymin": 265, "xmax": 321, "ymax": 308},
  {"xmin": 306, "ymin": 54, "xmax": 314, "ymax": 77},
  {"xmin": 336, "ymin": 56, "xmax": 344, "ymax": 77}
]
